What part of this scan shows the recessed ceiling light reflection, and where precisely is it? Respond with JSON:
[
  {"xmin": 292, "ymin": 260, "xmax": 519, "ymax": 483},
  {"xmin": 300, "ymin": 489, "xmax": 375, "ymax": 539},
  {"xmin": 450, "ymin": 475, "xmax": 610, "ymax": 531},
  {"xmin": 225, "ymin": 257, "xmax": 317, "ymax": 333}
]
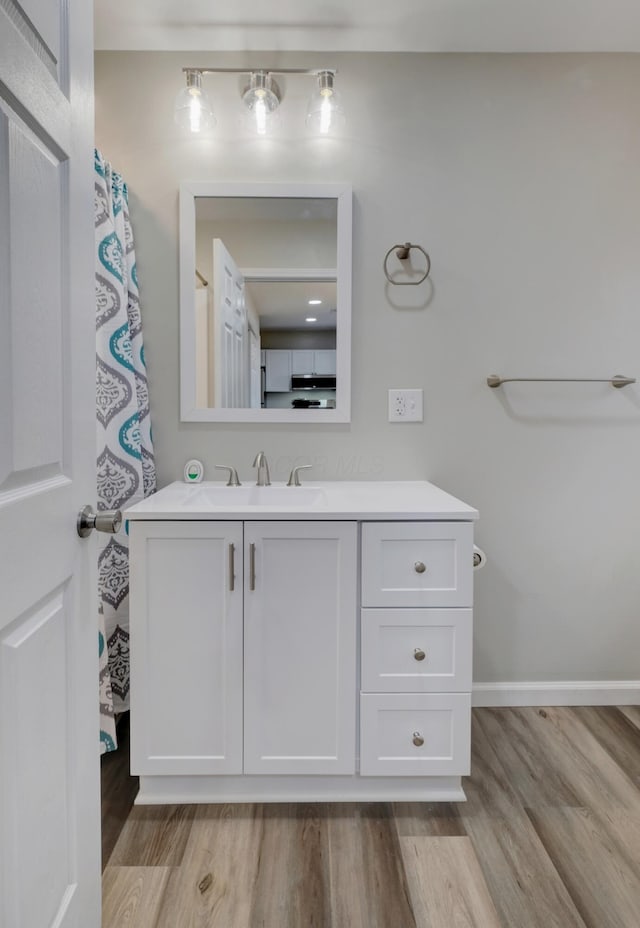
[
  {"xmin": 305, "ymin": 317, "xmax": 317, "ymax": 323},
  {"xmin": 308, "ymin": 299, "xmax": 322, "ymax": 305}
]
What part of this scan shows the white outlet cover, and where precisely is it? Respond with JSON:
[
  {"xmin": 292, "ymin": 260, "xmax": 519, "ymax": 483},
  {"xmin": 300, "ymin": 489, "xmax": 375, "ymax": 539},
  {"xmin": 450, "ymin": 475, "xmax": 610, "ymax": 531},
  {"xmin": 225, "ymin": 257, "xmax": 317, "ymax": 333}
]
[{"xmin": 388, "ymin": 389, "xmax": 423, "ymax": 422}]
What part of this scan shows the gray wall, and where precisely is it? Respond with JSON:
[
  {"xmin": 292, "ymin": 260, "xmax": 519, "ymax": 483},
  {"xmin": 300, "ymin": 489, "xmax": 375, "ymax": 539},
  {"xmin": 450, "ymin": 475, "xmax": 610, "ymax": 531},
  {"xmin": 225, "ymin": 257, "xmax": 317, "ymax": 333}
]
[{"xmin": 95, "ymin": 51, "xmax": 640, "ymax": 685}]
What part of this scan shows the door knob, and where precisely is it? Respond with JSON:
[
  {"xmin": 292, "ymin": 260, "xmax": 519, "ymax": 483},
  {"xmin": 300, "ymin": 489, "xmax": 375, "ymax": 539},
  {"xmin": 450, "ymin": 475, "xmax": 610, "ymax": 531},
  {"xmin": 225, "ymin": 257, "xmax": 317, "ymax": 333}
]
[{"xmin": 77, "ymin": 505, "xmax": 122, "ymax": 538}]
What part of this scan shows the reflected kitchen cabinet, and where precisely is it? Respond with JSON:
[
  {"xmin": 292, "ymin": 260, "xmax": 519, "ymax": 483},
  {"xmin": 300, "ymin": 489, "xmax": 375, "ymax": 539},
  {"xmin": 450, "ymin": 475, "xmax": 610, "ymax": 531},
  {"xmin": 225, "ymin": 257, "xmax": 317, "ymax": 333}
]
[
  {"xmin": 264, "ymin": 350, "xmax": 292, "ymax": 392},
  {"xmin": 291, "ymin": 349, "xmax": 336, "ymax": 375}
]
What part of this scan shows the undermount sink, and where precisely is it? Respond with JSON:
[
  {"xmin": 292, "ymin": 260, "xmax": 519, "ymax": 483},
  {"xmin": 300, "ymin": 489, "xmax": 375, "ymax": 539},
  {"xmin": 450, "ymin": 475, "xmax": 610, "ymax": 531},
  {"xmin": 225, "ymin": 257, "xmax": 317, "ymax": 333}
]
[
  {"xmin": 250, "ymin": 486, "xmax": 328, "ymax": 507},
  {"xmin": 189, "ymin": 486, "xmax": 254, "ymax": 506},
  {"xmin": 190, "ymin": 484, "xmax": 328, "ymax": 508}
]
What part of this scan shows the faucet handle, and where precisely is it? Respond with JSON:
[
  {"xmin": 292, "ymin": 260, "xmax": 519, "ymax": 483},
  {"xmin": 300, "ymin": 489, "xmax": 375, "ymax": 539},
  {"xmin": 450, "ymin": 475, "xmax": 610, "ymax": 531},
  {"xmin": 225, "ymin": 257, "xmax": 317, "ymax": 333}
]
[
  {"xmin": 214, "ymin": 464, "xmax": 242, "ymax": 486},
  {"xmin": 287, "ymin": 464, "xmax": 313, "ymax": 487}
]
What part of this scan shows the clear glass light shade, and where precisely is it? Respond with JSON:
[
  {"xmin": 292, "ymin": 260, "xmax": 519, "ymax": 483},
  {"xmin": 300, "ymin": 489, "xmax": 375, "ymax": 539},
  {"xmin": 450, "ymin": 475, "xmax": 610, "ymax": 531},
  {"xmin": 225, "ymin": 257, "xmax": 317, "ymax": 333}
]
[
  {"xmin": 306, "ymin": 72, "xmax": 345, "ymax": 135},
  {"xmin": 174, "ymin": 76, "xmax": 215, "ymax": 134},
  {"xmin": 242, "ymin": 72, "xmax": 280, "ymax": 136}
]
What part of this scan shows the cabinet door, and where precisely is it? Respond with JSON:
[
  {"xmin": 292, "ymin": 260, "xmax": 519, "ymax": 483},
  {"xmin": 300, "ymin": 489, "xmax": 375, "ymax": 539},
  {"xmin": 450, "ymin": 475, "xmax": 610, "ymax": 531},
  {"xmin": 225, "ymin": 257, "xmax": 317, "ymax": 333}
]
[
  {"xmin": 130, "ymin": 521, "xmax": 243, "ymax": 775},
  {"xmin": 313, "ymin": 349, "xmax": 336, "ymax": 375},
  {"xmin": 264, "ymin": 349, "xmax": 291, "ymax": 391},
  {"xmin": 290, "ymin": 349, "xmax": 314, "ymax": 374},
  {"xmin": 244, "ymin": 521, "xmax": 357, "ymax": 775}
]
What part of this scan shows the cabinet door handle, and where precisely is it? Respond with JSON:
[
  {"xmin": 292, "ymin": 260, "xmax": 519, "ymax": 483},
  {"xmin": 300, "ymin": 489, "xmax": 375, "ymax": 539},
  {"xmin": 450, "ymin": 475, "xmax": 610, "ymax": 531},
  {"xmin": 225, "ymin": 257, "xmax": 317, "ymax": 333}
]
[
  {"xmin": 414, "ymin": 561, "xmax": 427, "ymax": 574},
  {"xmin": 412, "ymin": 731, "xmax": 425, "ymax": 747},
  {"xmin": 228, "ymin": 543, "xmax": 235, "ymax": 591},
  {"xmin": 249, "ymin": 542, "xmax": 256, "ymax": 591},
  {"xmin": 414, "ymin": 648, "xmax": 426, "ymax": 661}
]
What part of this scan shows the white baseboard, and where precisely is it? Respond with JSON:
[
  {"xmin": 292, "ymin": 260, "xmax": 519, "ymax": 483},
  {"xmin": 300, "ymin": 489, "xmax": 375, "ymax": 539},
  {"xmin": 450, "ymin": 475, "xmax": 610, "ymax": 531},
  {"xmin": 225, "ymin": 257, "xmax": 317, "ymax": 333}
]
[{"xmin": 472, "ymin": 680, "xmax": 640, "ymax": 707}]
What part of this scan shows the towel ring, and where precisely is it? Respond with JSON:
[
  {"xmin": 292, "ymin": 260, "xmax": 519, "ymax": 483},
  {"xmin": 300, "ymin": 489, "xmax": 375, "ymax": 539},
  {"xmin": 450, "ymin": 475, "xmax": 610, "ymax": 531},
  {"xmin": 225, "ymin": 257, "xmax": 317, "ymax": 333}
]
[{"xmin": 383, "ymin": 242, "xmax": 431, "ymax": 286}]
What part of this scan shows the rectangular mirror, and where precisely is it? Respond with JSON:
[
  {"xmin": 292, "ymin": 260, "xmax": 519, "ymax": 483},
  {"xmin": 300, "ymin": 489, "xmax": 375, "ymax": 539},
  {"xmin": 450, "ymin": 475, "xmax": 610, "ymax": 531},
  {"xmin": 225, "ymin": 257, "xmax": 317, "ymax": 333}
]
[{"xmin": 179, "ymin": 182, "xmax": 352, "ymax": 422}]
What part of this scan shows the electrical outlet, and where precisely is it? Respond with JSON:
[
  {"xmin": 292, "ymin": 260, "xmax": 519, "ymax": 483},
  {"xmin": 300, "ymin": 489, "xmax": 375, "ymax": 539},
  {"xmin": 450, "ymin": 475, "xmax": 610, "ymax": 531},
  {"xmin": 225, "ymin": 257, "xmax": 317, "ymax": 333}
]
[{"xmin": 388, "ymin": 389, "xmax": 423, "ymax": 422}]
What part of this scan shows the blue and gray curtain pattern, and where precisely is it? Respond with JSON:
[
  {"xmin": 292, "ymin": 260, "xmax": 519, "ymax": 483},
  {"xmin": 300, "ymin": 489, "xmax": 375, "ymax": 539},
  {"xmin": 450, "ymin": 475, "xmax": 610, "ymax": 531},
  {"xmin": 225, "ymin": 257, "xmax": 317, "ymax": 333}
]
[{"xmin": 95, "ymin": 149, "xmax": 156, "ymax": 754}]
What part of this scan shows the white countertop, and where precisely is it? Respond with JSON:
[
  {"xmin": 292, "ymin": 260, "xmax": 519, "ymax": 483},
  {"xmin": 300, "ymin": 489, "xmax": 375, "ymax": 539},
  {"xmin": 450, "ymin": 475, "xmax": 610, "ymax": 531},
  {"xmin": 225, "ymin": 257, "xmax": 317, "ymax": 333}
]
[{"xmin": 125, "ymin": 480, "xmax": 479, "ymax": 521}]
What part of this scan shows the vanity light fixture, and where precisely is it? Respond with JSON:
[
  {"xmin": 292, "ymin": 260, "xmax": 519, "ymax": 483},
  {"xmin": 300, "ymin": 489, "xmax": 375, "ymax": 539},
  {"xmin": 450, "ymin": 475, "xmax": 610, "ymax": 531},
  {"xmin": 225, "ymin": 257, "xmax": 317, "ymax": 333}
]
[
  {"xmin": 305, "ymin": 70, "xmax": 345, "ymax": 136},
  {"xmin": 242, "ymin": 70, "xmax": 281, "ymax": 135},
  {"xmin": 174, "ymin": 70, "xmax": 216, "ymax": 134},
  {"xmin": 174, "ymin": 67, "xmax": 343, "ymax": 136}
]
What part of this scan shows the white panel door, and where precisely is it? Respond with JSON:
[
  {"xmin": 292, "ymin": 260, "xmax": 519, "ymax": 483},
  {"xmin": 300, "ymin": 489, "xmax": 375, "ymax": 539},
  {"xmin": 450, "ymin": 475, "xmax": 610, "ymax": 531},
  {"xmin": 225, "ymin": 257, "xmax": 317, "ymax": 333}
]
[
  {"xmin": 0, "ymin": 1, "xmax": 99, "ymax": 926},
  {"xmin": 213, "ymin": 238, "xmax": 247, "ymax": 407},
  {"xmin": 130, "ymin": 521, "xmax": 244, "ymax": 775},
  {"xmin": 244, "ymin": 521, "xmax": 357, "ymax": 775}
]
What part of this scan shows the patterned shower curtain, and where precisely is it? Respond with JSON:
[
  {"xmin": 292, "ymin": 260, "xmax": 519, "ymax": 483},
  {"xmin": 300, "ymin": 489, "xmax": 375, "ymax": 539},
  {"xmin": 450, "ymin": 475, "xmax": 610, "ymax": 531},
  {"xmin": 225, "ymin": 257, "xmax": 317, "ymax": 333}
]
[{"xmin": 95, "ymin": 149, "xmax": 156, "ymax": 753}]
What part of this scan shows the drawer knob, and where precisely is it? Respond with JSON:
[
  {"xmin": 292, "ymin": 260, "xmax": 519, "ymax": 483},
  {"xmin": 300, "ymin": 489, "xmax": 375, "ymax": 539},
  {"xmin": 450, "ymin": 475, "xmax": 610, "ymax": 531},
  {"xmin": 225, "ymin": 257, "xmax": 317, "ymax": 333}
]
[
  {"xmin": 413, "ymin": 648, "xmax": 426, "ymax": 662},
  {"xmin": 412, "ymin": 731, "xmax": 425, "ymax": 747},
  {"xmin": 414, "ymin": 561, "xmax": 427, "ymax": 574}
]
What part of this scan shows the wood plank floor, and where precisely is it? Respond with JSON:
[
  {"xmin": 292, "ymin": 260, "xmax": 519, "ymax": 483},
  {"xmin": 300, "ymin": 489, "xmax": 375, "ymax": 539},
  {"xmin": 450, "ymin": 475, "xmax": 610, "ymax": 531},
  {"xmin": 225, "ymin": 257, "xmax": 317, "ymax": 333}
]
[{"xmin": 101, "ymin": 707, "xmax": 640, "ymax": 927}]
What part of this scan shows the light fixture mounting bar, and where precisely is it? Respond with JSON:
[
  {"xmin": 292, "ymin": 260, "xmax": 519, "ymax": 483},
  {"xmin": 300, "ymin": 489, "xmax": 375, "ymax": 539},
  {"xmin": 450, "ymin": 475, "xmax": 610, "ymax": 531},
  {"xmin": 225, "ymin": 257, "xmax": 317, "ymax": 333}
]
[{"xmin": 182, "ymin": 67, "xmax": 337, "ymax": 76}]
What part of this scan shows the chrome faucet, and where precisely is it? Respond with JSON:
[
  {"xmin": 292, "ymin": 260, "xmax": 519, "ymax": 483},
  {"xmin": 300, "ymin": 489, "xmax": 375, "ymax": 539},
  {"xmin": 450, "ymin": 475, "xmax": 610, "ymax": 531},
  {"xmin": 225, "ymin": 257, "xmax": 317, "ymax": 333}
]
[{"xmin": 252, "ymin": 451, "xmax": 271, "ymax": 486}]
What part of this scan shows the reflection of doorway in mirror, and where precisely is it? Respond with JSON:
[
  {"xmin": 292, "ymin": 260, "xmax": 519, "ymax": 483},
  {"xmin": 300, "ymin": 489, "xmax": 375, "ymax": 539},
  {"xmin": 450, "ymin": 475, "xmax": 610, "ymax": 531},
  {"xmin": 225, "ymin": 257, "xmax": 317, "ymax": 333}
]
[
  {"xmin": 195, "ymin": 196, "xmax": 337, "ymax": 412},
  {"xmin": 208, "ymin": 240, "xmax": 339, "ymax": 411},
  {"xmin": 255, "ymin": 278, "xmax": 337, "ymax": 410}
]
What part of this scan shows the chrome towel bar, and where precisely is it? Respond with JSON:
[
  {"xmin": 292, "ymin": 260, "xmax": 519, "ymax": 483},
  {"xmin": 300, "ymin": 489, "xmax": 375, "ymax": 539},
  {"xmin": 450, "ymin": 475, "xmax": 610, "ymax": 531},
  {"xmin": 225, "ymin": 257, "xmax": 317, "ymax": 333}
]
[{"xmin": 487, "ymin": 374, "xmax": 635, "ymax": 389}]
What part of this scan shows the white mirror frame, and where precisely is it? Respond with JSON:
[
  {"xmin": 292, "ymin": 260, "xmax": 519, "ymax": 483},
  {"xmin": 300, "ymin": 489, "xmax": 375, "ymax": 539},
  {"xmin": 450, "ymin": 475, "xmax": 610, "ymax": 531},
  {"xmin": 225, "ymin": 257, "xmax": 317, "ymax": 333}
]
[{"xmin": 179, "ymin": 182, "xmax": 352, "ymax": 423}]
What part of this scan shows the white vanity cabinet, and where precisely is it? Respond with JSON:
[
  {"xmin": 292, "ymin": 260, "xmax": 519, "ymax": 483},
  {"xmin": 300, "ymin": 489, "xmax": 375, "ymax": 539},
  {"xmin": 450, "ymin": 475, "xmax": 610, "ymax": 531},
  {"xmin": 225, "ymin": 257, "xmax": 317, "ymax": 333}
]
[
  {"xmin": 127, "ymin": 479, "xmax": 478, "ymax": 803},
  {"xmin": 130, "ymin": 520, "xmax": 357, "ymax": 783}
]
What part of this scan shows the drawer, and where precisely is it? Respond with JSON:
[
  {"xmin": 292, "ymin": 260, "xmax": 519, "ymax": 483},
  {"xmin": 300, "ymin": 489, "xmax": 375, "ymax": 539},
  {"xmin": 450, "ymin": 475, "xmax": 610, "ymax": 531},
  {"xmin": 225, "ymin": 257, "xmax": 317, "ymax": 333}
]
[
  {"xmin": 361, "ymin": 522, "xmax": 473, "ymax": 607},
  {"xmin": 359, "ymin": 693, "xmax": 471, "ymax": 777},
  {"xmin": 361, "ymin": 608, "xmax": 472, "ymax": 693}
]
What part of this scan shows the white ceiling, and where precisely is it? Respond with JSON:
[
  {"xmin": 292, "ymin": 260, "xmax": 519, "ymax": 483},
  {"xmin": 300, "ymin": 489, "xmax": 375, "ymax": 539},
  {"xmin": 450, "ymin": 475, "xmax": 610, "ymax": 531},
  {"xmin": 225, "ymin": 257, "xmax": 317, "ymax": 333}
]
[{"xmin": 94, "ymin": 0, "xmax": 640, "ymax": 53}]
